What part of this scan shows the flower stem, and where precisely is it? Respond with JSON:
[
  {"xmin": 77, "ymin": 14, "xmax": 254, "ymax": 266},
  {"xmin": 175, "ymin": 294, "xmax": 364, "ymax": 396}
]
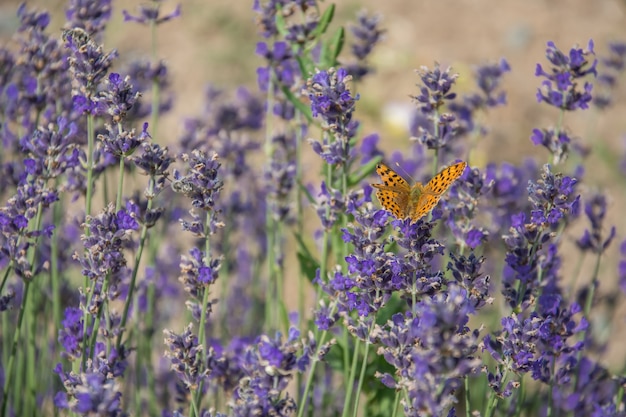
[
  {"xmin": 352, "ymin": 333, "xmax": 373, "ymax": 417},
  {"xmin": 1, "ymin": 280, "xmax": 31, "ymax": 417},
  {"xmin": 341, "ymin": 337, "xmax": 361, "ymax": 417}
]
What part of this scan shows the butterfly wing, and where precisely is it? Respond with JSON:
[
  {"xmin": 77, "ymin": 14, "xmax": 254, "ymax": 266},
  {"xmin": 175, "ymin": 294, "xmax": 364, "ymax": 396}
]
[
  {"xmin": 425, "ymin": 162, "xmax": 467, "ymax": 194},
  {"xmin": 371, "ymin": 163, "xmax": 410, "ymax": 219},
  {"xmin": 411, "ymin": 188, "xmax": 441, "ymax": 223},
  {"xmin": 410, "ymin": 161, "xmax": 467, "ymax": 223}
]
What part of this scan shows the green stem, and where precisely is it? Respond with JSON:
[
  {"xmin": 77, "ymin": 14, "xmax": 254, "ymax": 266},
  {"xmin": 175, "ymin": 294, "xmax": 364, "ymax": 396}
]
[
  {"xmin": 115, "ymin": 147, "xmax": 125, "ymax": 211},
  {"xmin": 546, "ymin": 358, "xmax": 556, "ymax": 417},
  {"xmin": 143, "ymin": 277, "xmax": 159, "ymax": 416},
  {"xmin": 150, "ymin": 17, "xmax": 160, "ymax": 144},
  {"xmin": 1, "ymin": 281, "xmax": 31, "ymax": 417},
  {"xmin": 296, "ymin": 328, "xmax": 331, "ymax": 417},
  {"xmin": 51, "ymin": 199, "xmax": 62, "ymax": 348},
  {"xmin": 191, "ymin": 212, "xmax": 214, "ymax": 416},
  {"xmin": 573, "ymin": 249, "xmax": 603, "ymax": 390},
  {"xmin": 341, "ymin": 337, "xmax": 361, "ymax": 417},
  {"xmin": 87, "ymin": 279, "xmax": 110, "ymax": 360},
  {"xmin": 432, "ymin": 107, "xmax": 440, "ymax": 177},
  {"xmin": 484, "ymin": 368, "xmax": 507, "ymax": 417},
  {"xmin": 79, "ymin": 112, "xmax": 96, "ymax": 372},
  {"xmin": 552, "ymin": 109, "xmax": 565, "ymax": 165},
  {"xmin": 85, "ymin": 113, "xmax": 95, "ymax": 224},
  {"xmin": 115, "ymin": 177, "xmax": 154, "ymax": 350},
  {"xmin": 351, "ymin": 335, "xmax": 372, "ymax": 417},
  {"xmin": 514, "ymin": 376, "xmax": 525, "ymax": 417},
  {"xmin": 264, "ymin": 76, "xmax": 277, "ymax": 331},
  {"xmin": 464, "ymin": 376, "xmax": 471, "ymax": 417},
  {"xmin": 294, "ymin": 112, "xmax": 304, "ymax": 405},
  {"xmin": 390, "ymin": 390, "xmax": 401, "ymax": 417}
]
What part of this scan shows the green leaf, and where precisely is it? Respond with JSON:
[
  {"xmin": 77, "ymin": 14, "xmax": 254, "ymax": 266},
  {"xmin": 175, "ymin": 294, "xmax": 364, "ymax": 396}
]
[
  {"xmin": 326, "ymin": 26, "xmax": 345, "ymax": 67},
  {"xmin": 298, "ymin": 179, "xmax": 316, "ymax": 205},
  {"xmin": 347, "ymin": 156, "xmax": 382, "ymax": 187},
  {"xmin": 274, "ymin": 7, "xmax": 289, "ymax": 38},
  {"xmin": 296, "ymin": 252, "xmax": 319, "ymax": 285},
  {"xmin": 294, "ymin": 234, "xmax": 320, "ymax": 285},
  {"xmin": 295, "ymin": 54, "xmax": 315, "ymax": 80},
  {"xmin": 314, "ymin": 4, "xmax": 335, "ymax": 37},
  {"xmin": 280, "ymin": 84, "xmax": 313, "ymax": 123}
]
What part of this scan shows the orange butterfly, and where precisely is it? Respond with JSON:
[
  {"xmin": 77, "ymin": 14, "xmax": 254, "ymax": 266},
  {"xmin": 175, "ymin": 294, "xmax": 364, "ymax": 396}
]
[{"xmin": 371, "ymin": 161, "xmax": 467, "ymax": 223}]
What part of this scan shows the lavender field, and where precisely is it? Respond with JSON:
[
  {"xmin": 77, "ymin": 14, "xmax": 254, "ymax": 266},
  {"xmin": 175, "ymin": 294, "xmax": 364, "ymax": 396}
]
[{"xmin": 1, "ymin": 1, "xmax": 626, "ymax": 416}]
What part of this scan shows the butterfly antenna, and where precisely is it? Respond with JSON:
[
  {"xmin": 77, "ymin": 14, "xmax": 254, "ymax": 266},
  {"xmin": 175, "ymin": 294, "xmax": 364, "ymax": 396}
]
[{"xmin": 394, "ymin": 162, "xmax": 417, "ymax": 182}]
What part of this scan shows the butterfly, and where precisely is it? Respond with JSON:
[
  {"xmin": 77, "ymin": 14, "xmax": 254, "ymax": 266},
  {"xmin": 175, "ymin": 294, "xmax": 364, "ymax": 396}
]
[{"xmin": 371, "ymin": 161, "xmax": 467, "ymax": 223}]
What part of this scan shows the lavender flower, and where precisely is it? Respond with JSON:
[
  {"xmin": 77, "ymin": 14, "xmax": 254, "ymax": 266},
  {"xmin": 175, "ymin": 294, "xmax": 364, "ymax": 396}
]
[
  {"xmin": 359, "ymin": 133, "xmax": 384, "ymax": 164},
  {"xmin": 253, "ymin": 0, "xmax": 319, "ymax": 39},
  {"xmin": 55, "ymin": 372, "xmax": 123, "ymax": 415},
  {"xmin": 99, "ymin": 73, "xmax": 141, "ymax": 124},
  {"xmin": 345, "ymin": 11, "xmax": 385, "ymax": 81},
  {"xmin": 448, "ymin": 59, "xmax": 510, "ymax": 135},
  {"xmin": 123, "ymin": 2, "xmax": 181, "ymax": 25},
  {"xmin": 306, "ymin": 67, "xmax": 360, "ymax": 139},
  {"xmin": 501, "ymin": 165, "xmax": 579, "ymax": 309},
  {"xmin": 3, "ymin": 4, "xmax": 73, "ymax": 135},
  {"xmin": 179, "ymin": 246, "xmax": 221, "ymax": 320},
  {"xmin": 55, "ymin": 341, "xmax": 129, "ymax": 415},
  {"xmin": 313, "ymin": 182, "xmax": 362, "ymax": 230},
  {"xmin": 447, "ymin": 252, "xmax": 492, "ymax": 310},
  {"xmin": 58, "ymin": 306, "xmax": 87, "ymax": 360},
  {"xmin": 0, "ymin": 174, "xmax": 57, "ymax": 280},
  {"xmin": 65, "ymin": 33, "xmax": 118, "ymax": 113},
  {"xmin": 65, "ymin": 0, "xmax": 112, "ymax": 37},
  {"xmin": 230, "ymin": 329, "xmax": 314, "ymax": 417},
  {"xmin": 122, "ymin": 60, "xmax": 173, "ymax": 121},
  {"xmin": 98, "ymin": 122, "xmax": 149, "ymax": 159},
  {"xmin": 619, "ymin": 240, "xmax": 626, "ymax": 295},
  {"xmin": 163, "ymin": 324, "xmax": 207, "ymax": 391},
  {"xmin": 135, "ymin": 246, "xmax": 180, "ymax": 317},
  {"xmin": 180, "ymin": 87, "xmax": 264, "ymax": 150},
  {"xmin": 412, "ymin": 64, "xmax": 458, "ymax": 115},
  {"xmin": 76, "ymin": 204, "xmax": 138, "ymax": 314},
  {"xmin": 375, "ymin": 286, "xmax": 481, "ymax": 416},
  {"xmin": 483, "ymin": 294, "xmax": 589, "ymax": 414},
  {"xmin": 132, "ymin": 142, "xmax": 173, "ymax": 199},
  {"xmin": 444, "ymin": 164, "xmax": 492, "ymax": 250},
  {"xmin": 171, "ymin": 150, "xmax": 223, "ymax": 214},
  {"xmin": 266, "ymin": 133, "xmax": 297, "ymax": 224},
  {"xmin": 483, "ymin": 160, "xmax": 537, "ymax": 233},
  {"xmin": 550, "ymin": 357, "xmax": 626, "ymax": 417},
  {"xmin": 576, "ymin": 193, "xmax": 616, "ymax": 254},
  {"xmin": 20, "ymin": 117, "xmax": 80, "ymax": 181},
  {"xmin": 410, "ymin": 64, "xmax": 462, "ymax": 154},
  {"xmin": 530, "ymin": 128, "xmax": 572, "ymax": 164},
  {"xmin": 535, "ymin": 40, "xmax": 596, "ymax": 111},
  {"xmin": 318, "ymin": 205, "xmax": 396, "ymax": 318},
  {"xmin": 255, "ymin": 41, "xmax": 300, "ymax": 120},
  {"xmin": 594, "ymin": 41, "xmax": 626, "ymax": 109}
]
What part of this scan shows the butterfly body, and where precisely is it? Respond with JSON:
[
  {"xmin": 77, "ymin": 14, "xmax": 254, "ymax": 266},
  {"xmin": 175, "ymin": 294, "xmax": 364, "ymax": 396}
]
[{"xmin": 371, "ymin": 161, "xmax": 467, "ymax": 223}]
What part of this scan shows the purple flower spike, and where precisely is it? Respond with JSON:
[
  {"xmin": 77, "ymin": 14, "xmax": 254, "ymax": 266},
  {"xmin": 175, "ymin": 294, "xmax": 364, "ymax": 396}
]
[
  {"xmin": 594, "ymin": 41, "xmax": 626, "ymax": 109},
  {"xmin": 171, "ymin": 150, "xmax": 223, "ymax": 213},
  {"xmin": 256, "ymin": 41, "xmax": 298, "ymax": 93},
  {"xmin": 412, "ymin": 64, "xmax": 459, "ymax": 115},
  {"xmin": 535, "ymin": 40, "xmax": 596, "ymax": 111},
  {"xmin": 306, "ymin": 67, "xmax": 360, "ymax": 139},
  {"xmin": 65, "ymin": 0, "xmax": 112, "ymax": 36},
  {"xmin": 576, "ymin": 193, "xmax": 615, "ymax": 254},
  {"xmin": 123, "ymin": 3, "xmax": 181, "ymax": 25},
  {"xmin": 344, "ymin": 11, "xmax": 385, "ymax": 80}
]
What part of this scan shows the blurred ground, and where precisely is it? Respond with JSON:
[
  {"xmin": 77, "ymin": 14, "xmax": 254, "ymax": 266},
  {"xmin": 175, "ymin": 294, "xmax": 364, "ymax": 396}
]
[{"xmin": 1, "ymin": 0, "xmax": 626, "ymax": 365}]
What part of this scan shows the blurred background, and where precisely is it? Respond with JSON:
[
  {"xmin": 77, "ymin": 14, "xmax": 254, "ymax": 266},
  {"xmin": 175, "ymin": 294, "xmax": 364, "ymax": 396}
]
[
  {"xmin": 2, "ymin": 0, "xmax": 625, "ymax": 164},
  {"xmin": 1, "ymin": 0, "xmax": 626, "ymax": 364}
]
